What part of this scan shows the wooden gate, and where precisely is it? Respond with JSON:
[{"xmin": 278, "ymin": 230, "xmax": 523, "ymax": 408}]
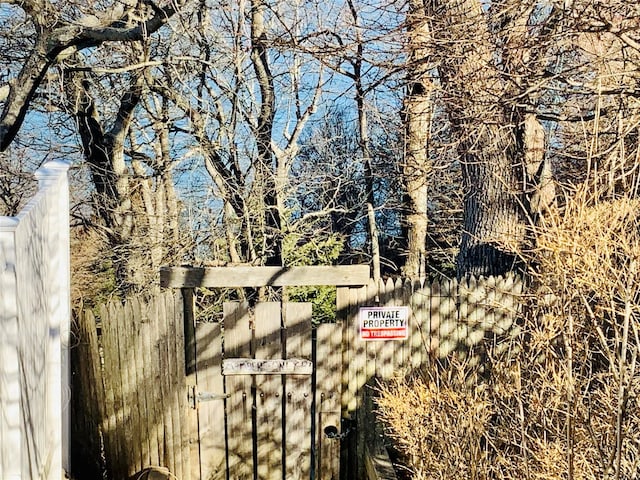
[
  {"xmin": 163, "ymin": 265, "xmax": 371, "ymax": 480},
  {"xmin": 194, "ymin": 301, "xmax": 314, "ymax": 480}
]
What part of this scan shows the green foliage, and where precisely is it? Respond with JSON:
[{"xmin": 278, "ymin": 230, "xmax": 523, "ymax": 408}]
[
  {"xmin": 287, "ymin": 285, "xmax": 337, "ymax": 324},
  {"xmin": 282, "ymin": 232, "xmax": 343, "ymax": 266},
  {"xmin": 283, "ymin": 231, "xmax": 344, "ymax": 323}
]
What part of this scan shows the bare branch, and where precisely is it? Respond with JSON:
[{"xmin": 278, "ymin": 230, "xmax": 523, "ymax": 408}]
[{"xmin": 0, "ymin": 0, "xmax": 182, "ymax": 151}]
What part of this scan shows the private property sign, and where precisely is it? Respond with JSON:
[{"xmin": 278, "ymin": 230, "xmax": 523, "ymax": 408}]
[{"xmin": 359, "ymin": 306, "xmax": 409, "ymax": 341}]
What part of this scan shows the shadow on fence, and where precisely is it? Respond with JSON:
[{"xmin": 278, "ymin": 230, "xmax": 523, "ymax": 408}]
[
  {"xmin": 71, "ymin": 291, "xmax": 191, "ymax": 480},
  {"xmin": 70, "ymin": 272, "xmax": 524, "ymax": 480}
]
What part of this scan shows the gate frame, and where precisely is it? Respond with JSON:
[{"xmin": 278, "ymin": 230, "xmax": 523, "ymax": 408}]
[{"xmin": 160, "ymin": 264, "xmax": 369, "ymax": 480}]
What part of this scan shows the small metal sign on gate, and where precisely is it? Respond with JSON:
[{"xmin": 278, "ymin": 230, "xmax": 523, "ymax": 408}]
[
  {"xmin": 359, "ymin": 306, "xmax": 409, "ymax": 341},
  {"xmin": 222, "ymin": 358, "xmax": 313, "ymax": 375}
]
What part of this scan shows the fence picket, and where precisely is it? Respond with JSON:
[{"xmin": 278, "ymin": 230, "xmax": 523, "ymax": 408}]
[
  {"xmin": 343, "ymin": 286, "xmax": 361, "ymax": 413},
  {"xmin": 122, "ymin": 298, "xmax": 142, "ymax": 474},
  {"xmin": 130, "ymin": 297, "xmax": 151, "ymax": 469},
  {"xmin": 195, "ymin": 319, "xmax": 224, "ymax": 480},
  {"xmin": 183, "ymin": 290, "xmax": 202, "ymax": 480},
  {"xmin": 156, "ymin": 295, "xmax": 172, "ymax": 475},
  {"xmin": 172, "ymin": 291, "xmax": 192, "ymax": 479},
  {"xmin": 439, "ymin": 278, "xmax": 459, "ymax": 357},
  {"xmin": 398, "ymin": 278, "xmax": 412, "ymax": 371},
  {"xmin": 283, "ymin": 302, "xmax": 313, "ymax": 479},
  {"xmin": 408, "ymin": 278, "xmax": 426, "ymax": 369},
  {"xmin": 496, "ymin": 273, "xmax": 524, "ymax": 348},
  {"xmin": 362, "ymin": 279, "xmax": 378, "ymax": 390},
  {"xmin": 482, "ymin": 276, "xmax": 498, "ymax": 352},
  {"xmin": 379, "ymin": 277, "xmax": 397, "ymax": 379},
  {"xmin": 255, "ymin": 302, "xmax": 284, "ymax": 480},
  {"xmin": 163, "ymin": 292, "xmax": 184, "ymax": 478},
  {"xmin": 316, "ymin": 321, "xmax": 343, "ymax": 479},
  {"xmin": 99, "ymin": 302, "xmax": 119, "ymax": 478},
  {"xmin": 426, "ymin": 280, "xmax": 437, "ymax": 358},
  {"xmin": 224, "ymin": 301, "xmax": 254, "ymax": 480},
  {"xmin": 458, "ymin": 275, "xmax": 470, "ymax": 352}
]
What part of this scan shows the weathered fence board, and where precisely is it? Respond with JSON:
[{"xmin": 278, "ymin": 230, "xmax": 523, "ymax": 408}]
[
  {"xmin": 194, "ymin": 320, "xmax": 224, "ymax": 480},
  {"xmin": 223, "ymin": 301, "xmax": 254, "ymax": 480},
  {"xmin": 316, "ymin": 322, "xmax": 343, "ymax": 479},
  {"xmin": 315, "ymin": 288, "xmax": 348, "ymax": 479},
  {"xmin": 408, "ymin": 278, "xmax": 425, "ymax": 369},
  {"xmin": 379, "ymin": 278, "xmax": 398, "ymax": 379},
  {"xmin": 129, "ymin": 297, "xmax": 151, "ymax": 469},
  {"xmin": 283, "ymin": 302, "xmax": 313, "ymax": 479},
  {"xmin": 255, "ymin": 302, "xmax": 285, "ymax": 480},
  {"xmin": 161, "ymin": 265, "xmax": 370, "ymax": 288}
]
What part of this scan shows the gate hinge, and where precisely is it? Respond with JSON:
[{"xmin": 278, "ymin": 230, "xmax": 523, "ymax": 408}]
[{"xmin": 188, "ymin": 385, "xmax": 230, "ymax": 409}]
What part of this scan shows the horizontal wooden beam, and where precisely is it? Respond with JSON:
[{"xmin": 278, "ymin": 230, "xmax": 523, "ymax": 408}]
[
  {"xmin": 222, "ymin": 358, "xmax": 313, "ymax": 376},
  {"xmin": 160, "ymin": 265, "xmax": 370, "ymax": 288}
]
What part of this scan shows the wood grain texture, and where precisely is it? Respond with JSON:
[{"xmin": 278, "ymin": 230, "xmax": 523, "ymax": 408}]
[
  {"xmin": 283, "ymin": 302, "xmax": 313, "ymax": 480},
  {"xmin": 161, "ymin": 265, "xmax": 369, "ymax": 288},
  {"xmin": 223, "ymin": 301, "xmax": 254, "ymax": 480},
  {"xmin": 195, "ymin": 320, "xmax": 225, "ymax": 480},
  {"xmin": 255, "ymin": 302, "xmax": 284, "ymax": 480},
  {"xmin": 316, "ymin": 322, "xmax": 343, "ymax": 480}
]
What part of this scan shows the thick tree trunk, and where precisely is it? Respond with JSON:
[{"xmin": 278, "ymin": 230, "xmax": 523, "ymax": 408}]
[
  {"xmin": 455, "ymin": 140, "xmax": 526, "ymax": 278},
  {"xmin": 66, "ymin": 71, "xmax": 179, "ymax": 294},
  {"xmin": 432, "ymin": 0, "xmax": 528, "ymax": 278},
  {"xmin": 402, "ymin": 0, "xmax": 433, "ymax": 279}
]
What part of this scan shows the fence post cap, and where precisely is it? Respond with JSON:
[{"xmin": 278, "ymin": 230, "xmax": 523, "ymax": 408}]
[
  {"xmin": 0, "ymin": 217, "xmax": 19, "ymax": 231},
  {"xmin": 34, "ymin": 160, "xmax": 72, "ymax": 181}
]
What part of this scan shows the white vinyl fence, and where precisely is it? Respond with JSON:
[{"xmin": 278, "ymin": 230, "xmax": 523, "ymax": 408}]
[{"xmin": 0, "ymin": 161, "xmax": 71, "ymax": 480}]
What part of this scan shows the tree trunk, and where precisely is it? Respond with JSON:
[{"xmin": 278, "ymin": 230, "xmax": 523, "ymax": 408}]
[
  {"xmin": 431, "ymin": 0, "xmax": 528, "ymax": 278},
  {"xmin": 348, "ymin": 0, "xmax": 380, "ymax": 280},
  {"xmin": 402, "ymin": 0, "xmax": 433, "ymax": 279},
  {"xmin": 251, "ymin": 0, "xmax": 282, "ymax": 266},
  {"xmin": 66, "ymin": 70, "xmax": 179, "ymax": 294}
]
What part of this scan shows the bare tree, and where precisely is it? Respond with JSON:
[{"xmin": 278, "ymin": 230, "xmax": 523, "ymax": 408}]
[{"xmin": 415, "ymin": 0, "xmax": 567, "ymax": 278}]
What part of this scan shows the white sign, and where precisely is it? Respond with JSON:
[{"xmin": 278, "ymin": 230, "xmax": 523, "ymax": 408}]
[
  {"xmin": 222, "ymin": 358, "xmax": 313, "ymax": 375},
  {"xmin": 359, "ymin": 306, "xmax": 409, "ymax": 341}
]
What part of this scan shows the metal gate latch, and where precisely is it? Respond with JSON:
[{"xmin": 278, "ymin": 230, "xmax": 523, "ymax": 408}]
[
  {"xmin": 324, "ymin": 425, "xmax": 353, "ymax": 441},
  {"xmin": 188, "ymin": 385, "xmax": 230, "ymax": 408}
]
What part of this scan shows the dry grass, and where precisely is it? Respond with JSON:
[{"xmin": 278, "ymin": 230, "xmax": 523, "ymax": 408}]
[
  {"xmin": 377, "ymin": 183, "xmax": 640, "ymax": 479},
  {"xmin": 376, "ymin": 359, "xmax": 492, "ymax": 480}
]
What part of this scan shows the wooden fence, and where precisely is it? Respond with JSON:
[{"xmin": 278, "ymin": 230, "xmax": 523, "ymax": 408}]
[
  {"xmin": 338, "ymin": 274, "xmax": 523, "ymax": 479},
  {"xmin": 0, "ymin": 160, "xmax": 71, "ymax": 480},
  {"xmin": 72, "ymin": 291, "xmax": 191, "ymax": 480},
  {"xmin": 71, "ymin": 268, "xmax": 523, "ymax": 480}
]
